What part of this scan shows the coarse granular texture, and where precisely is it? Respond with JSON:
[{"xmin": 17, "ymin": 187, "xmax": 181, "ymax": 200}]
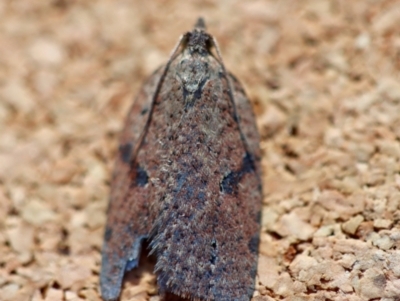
[{"xmin": 0, "ymin": 1, "xmax": 400, "ymax": 301}]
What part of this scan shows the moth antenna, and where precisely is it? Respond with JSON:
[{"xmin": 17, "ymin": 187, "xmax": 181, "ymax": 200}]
[
  {"xmin": 194, "ymin": 17, "xmax": 206, "ymax": 31},
  {"xmin": 210, "ymin": 36, "xmax": 256, "ymax": 173},
  {"xmin": 210, "ymin": 36, "xmax": 226, "ymax": 73},
  {"xmin": 130, "ymin": 33, "xmax": 188, "ymax": 160}
]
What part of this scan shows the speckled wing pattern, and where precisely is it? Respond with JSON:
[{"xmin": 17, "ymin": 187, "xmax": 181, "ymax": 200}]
[
  {"xmin": 100, "ymin": 19, "xmax": 262, "ymax": 301},
  {"xmin": 100, "ymin": 68, "xmax": 162, "ymax": 300}
]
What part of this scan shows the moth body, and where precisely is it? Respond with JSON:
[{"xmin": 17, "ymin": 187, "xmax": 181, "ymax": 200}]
[{"xmin": 101, "ymin": 18, "xmax": 262, "ymax": 301}]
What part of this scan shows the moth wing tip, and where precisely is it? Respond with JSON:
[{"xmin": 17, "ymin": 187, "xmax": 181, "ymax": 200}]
[
  {"xmin": 100, "ymin": 258, "xmax": 127, "ymax": 301},
  {"xmin": 99, "ymin": 279, "xmax": 122, "ymax": 301}
]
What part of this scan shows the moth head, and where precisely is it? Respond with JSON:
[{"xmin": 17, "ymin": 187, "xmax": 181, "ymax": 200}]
[
  {"xmin": 184, "ymin": 17, "xmax": 212, "ymax": 55},
  {"xmin": 194, "ymin": 17, "xmax": 206, "ymax": 31}
]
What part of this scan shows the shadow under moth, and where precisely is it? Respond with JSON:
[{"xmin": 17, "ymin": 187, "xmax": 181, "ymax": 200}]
[{"xmin": 100, "ymin": 18, "xmax": 262, "ymax": 301}]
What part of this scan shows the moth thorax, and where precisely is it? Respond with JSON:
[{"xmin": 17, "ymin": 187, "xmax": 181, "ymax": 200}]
[{"xmin": 176, "ymin": 57, "xmax": 208, "ymax": 99}]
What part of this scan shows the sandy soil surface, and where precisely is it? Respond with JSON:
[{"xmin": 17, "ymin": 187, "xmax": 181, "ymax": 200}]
[{"xmin": 1, "ymin": 1, "xmax": 400, "ymax": 300}]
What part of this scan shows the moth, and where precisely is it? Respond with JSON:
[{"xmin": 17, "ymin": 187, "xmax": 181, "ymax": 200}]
[{"xmin": 100, "ymin": 18, "xmax": 262, "ymax": 301}]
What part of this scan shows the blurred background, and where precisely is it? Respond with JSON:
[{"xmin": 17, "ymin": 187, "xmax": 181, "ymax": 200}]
[{"xmin": 1, "ymin": 1, "xmax": 400, "ymax": 300}]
